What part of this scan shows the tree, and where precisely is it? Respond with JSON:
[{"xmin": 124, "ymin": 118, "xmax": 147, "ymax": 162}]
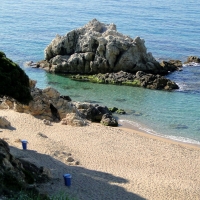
[{"xmin": 0, "ymin": 51, "xmax": 32, "ymax": 104}]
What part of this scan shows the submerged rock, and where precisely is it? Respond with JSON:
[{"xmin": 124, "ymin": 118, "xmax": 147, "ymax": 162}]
[
  {"xmin": 70, "ymin": 70, "xmax": 179, "ymax": 90},
  {"xmin": 171, "ymin": 124, "xmax": 188, "ymax": 129},
  {"xmin": 116, "ymin": 109, "xmax": 126, "ymax": 115},
  {"xmin": 39, "ymin": 19, "xmax": 168, "ymax": 75},
  {"xmin": 109, "ymin": 107, "xmax": 118, "ymax": 113}
]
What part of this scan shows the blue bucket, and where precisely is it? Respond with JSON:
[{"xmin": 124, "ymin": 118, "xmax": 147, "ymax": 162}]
[
  {"xmin": 21, "ymin": 140, "xmax": 28, "ymax": 150},
  {"xmin": 63, "ymin": 174, "xmax": 72, "ymax": 186}
]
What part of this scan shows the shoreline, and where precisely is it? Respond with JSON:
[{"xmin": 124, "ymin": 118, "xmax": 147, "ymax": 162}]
[{"xmin": 118, "ymin": 120, "xmax": 200, "ymax": 150}]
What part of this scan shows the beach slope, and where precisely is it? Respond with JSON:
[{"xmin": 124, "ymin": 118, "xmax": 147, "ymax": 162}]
[{"xmin": 0, "ymin": 109, "xmax": 199, "ymax": 200}]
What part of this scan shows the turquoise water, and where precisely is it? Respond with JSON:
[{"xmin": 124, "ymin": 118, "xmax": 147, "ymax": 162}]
[{"xmin": 0, "ymin": 0, "xmax": 200, "ymax": 144}]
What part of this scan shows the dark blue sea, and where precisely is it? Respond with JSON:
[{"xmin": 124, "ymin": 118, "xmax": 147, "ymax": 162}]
[{"xmin": 0, "ymin": 0, "xmax": 200, "ymax": 145}]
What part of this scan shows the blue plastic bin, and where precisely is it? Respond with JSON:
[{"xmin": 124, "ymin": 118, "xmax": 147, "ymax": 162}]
[{"xmin": 63, "ymin": 174, "xmax": 72, "ymax": 186}]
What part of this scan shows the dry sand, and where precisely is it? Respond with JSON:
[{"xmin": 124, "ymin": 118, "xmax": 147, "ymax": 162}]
[{"xmin": 0, "ymin": 109, "xmax": 200, "ymax": 200}]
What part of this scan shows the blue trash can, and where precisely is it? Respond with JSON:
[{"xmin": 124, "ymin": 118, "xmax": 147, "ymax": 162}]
[
  {"xmin": 63, "ymin": 174, "xmax": 72, "ymax": 186},
  {"xmin": 21, "ymin": 140, "xmax": 28, "ymax": 150}
]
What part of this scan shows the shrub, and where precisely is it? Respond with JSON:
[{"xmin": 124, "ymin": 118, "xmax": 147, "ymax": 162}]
[{"xmin": 0, "ymin": 51, "xmax": 32, "ymax": 104}]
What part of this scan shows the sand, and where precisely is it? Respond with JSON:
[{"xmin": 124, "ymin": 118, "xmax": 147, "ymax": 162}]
[{"xmin": 0, "ymin": 109, "xmax": 200, "ymax": 200}]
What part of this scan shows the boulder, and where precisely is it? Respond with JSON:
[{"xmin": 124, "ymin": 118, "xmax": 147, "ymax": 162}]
[
  {"xmin": 39, "ymin": 19, "xmax": 165, "ymax": 75},
  {"xmin": 61, "ymin": 112, "xmax": 86, "ymax": 126},
  {"xmin": 74, "ymin": 102, "xmax": 112, "ymax": 122},
  {"xmin": 184, "ymin": 56, "xmax": 200, "ymax": 64},
  {"xmin": 100, "ymin": 114, "xmax": 118, "ymax": 127},
  {"xmin": 0, "ymin": 116, "xmax": 11, "ymax": 128},
  {"xmin": 136, "ymin": 72, "xmax": 179, "ymax": 90},
  {"xmin": 160, "ymin": 60, "xmax": 182, "ymax": 73}
]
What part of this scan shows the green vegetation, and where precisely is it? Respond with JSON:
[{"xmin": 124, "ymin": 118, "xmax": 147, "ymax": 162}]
[
  {"xmin": 0, "ymin": 51, "xmax": 32, "ymax": 104},
  {"xmin": 70, "ymin": 74, "xmax": 141, "ymax": 87},
  {"xmin": 0, "ymin": 170, "xmax": 25, "ymax": 195},
  {"xmin": 121, "ymin": 80, "xmax": 141, "ymax": 87},
  {"xmin": 116, "ymin": 109, "xmax": 126, "ymax": 115},
  {"xmin": 108, "ymin": 107, "xmax": 118, "ymax": 113}
]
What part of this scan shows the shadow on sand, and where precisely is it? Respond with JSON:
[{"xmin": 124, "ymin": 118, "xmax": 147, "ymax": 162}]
[{"xmin": 9, "ymin": 146, "xmax": 146, "ymax": 200}]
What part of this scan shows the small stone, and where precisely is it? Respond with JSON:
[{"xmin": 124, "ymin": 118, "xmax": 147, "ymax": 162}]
[
  {"xmin": 66, "ymin": 157, "xmax": 74, "ymax": 162},
  {"xmin": 43, "ymin": 119, "xmax": 51, "ymax": 125},
  {"xmin": 75, "ymin": 161, "xmax": 80, "ymax": 165}
]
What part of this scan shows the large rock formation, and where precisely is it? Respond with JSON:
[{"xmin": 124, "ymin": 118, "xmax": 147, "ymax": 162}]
[{"xmin": 39, "ymin": 19, "xmax": 170, "ymax": 75}]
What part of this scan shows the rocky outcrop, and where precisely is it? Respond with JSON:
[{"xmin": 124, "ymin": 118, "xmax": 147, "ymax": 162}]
[
  {"xmin": 184, "ymin": 56, "xmax": 200, "ymax": 64},
  {"xmin": 38, "ymin": 19, "xmax": 171, "ymax": 75},
  {"xmin": 0, "ymin": 139, "xmax": 50, "ymax": 198},
  {"xmin": 0, "ymin": 87, "xmax": 79, "ymax": 122},
  {"xmin": 0, "ymin": 83, "xmax": 118, "ymax": 126},
  {"xmin": 73, "ymin": 102, "xmax": 117, "ymax": 126},
  {"xmin": 71, "ymin": 70, "xmax": 179, "ymax": 90}
]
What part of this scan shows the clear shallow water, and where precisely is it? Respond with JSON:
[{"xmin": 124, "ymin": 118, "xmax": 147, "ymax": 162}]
[{"xmin": 0, "ymin": 0, "xmax": 200, "ymax": 144}]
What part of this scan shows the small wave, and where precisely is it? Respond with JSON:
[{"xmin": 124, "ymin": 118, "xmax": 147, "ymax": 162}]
[
  {"xmin": 176, "ymin": 82, "xmax": 187, "ymax": 91},
  {"xmin": 183, "ymin": 62, "xmax": 200, "ymax": 67},
  {"xmin": 118, "ymin": 119, "xmax": 200, "ymax": 146},
  {"xmin": 164, "ymin": 135, "xmax": 200, "ymax": 146},
  {"xmin": 119, "ymin": 119, "xmax": 159, "ymax": 135}
]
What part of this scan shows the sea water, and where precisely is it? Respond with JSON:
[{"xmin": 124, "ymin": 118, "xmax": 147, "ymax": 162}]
[{"xmin": 0, "ymin": 0, "xmax": 200, "ymax": 145}]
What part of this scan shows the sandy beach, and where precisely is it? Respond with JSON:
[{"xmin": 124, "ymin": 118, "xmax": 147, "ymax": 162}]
[{"xmin": 0, "ymin": 109, "xmax": 200, "ymax": 200}]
